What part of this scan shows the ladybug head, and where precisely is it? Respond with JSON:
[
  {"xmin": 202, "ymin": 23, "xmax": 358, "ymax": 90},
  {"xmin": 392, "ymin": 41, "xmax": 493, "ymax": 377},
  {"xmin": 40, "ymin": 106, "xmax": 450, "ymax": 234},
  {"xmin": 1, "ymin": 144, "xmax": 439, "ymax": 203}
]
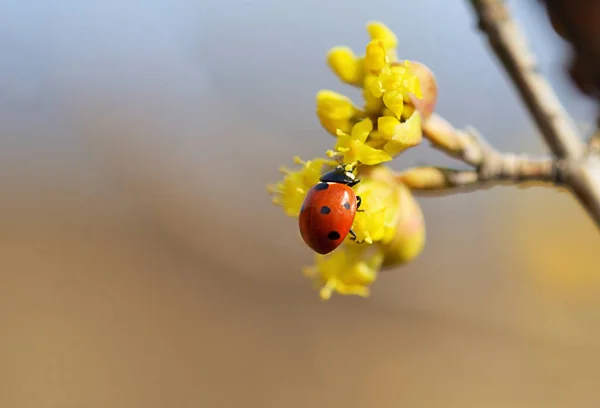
[{"xmin": 319, "ymin": 163, "xmax": 360, "ymax": 187}]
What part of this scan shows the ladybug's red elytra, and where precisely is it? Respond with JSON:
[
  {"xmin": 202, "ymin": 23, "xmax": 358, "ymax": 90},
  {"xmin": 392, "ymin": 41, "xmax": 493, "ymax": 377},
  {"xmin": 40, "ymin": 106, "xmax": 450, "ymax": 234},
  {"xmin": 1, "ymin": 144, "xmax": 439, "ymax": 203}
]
[{"xmin": 299, "ymin": 164, "xmax": 364, "ymax": 255}]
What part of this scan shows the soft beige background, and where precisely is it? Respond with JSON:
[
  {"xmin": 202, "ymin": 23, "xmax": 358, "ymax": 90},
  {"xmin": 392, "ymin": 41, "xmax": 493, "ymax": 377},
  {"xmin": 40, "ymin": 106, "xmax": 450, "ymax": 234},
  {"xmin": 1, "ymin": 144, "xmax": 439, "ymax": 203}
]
[{"xmin": 1, "ymin": 0, "xmax": 599, "ymax": 407}]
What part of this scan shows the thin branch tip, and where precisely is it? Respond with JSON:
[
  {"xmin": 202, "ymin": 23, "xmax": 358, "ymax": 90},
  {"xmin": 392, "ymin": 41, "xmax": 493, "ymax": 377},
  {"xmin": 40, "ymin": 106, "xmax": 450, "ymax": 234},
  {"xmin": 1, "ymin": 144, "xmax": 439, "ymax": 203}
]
[{"xmin": 461, "ymin": 0, "xmax": 600, "ymax": 228}]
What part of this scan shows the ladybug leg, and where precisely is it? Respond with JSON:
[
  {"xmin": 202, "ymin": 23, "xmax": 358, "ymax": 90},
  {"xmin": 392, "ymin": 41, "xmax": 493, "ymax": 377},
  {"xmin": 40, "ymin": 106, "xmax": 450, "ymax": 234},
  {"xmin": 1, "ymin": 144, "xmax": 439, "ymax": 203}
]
[
  {"xmin": 348, "ymin": 229, "xmax": 365, "ymax": 244},
  {"xmin": 348, "ymin": 178, "xmax": 361, "ymax": 187},
  {"xmin": 349, "ymin": 229, "xmax": 357, "ymax": 241},
  {"xmin": 356, "ymin": 196, "xmax": 365, "ymax": 212}
]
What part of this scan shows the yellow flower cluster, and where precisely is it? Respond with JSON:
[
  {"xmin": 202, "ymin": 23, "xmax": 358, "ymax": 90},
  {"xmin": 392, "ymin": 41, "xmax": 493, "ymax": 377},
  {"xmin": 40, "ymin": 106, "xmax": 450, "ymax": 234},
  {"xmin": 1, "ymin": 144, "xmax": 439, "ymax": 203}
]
[
  {"xmin": 318, "ymin": 22, "xmax": 424, "ymax": 161},
  {"xmin": 268, "ymin": 22, "xmax": 431, "ymax": 300}
]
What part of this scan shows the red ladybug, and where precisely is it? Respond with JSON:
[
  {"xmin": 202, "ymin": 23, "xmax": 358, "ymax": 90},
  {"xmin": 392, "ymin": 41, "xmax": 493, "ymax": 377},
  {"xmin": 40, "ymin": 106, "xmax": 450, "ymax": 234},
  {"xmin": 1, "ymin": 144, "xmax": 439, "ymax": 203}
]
[{"xmin": 299, "ymin": 164, "xmax": 363, "ymax": 255}]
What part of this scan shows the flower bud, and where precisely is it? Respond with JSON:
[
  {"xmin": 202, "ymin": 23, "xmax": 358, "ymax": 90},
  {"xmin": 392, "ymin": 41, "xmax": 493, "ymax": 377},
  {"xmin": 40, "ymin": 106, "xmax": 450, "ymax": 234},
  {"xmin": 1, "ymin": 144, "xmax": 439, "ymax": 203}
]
[
  {"xmin": 366, "ymin": 21, "xmax": 398, "ymax": 50},
  {"xmin": 395, "ymin": 166, "xmax": 449, "ymax": 190},
  {"xmin": 356, "ymin": 165, "xmax": 426, "ymax": 267},
  {"xmin": 381, "ymin": 182, "xmax": 426, "ymax": 267},
  {"xmin": 327, "ymin": 46, "xmax": 364, "ymax": 85},
  {"xmin": 316, "ymin": 90, "xmax": 359, "ymax": 136}
]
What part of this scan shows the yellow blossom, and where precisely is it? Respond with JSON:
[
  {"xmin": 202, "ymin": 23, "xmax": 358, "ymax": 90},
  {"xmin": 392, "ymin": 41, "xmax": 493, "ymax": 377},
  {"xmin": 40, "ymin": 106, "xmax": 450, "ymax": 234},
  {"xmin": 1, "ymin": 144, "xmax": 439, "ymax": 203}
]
[
  {"xmin": 370, "ymin": 61, "xmax": 423, "ymax": 118},
  {"xmin": 268, "ymin": 156, "xmax": 335, "ymax": 217},
  {"xmin": 380, "ymin": 62, "xmax": 422, "ymax": 98},
  {"xmin": 327, "ymin": 46, "xmax": 364, "ymax": 85},
  {"xmin": 316, "ymin": 90, "xmax": 360, "ymax": 136},
  {"xmin": 327, "ymin": 118, "xmax": 392, "ymax": 165},
  {"xmin": 377, "ymin": 111, "xmax": 423, "ymax": 156},
  {"xmin": 268, "ymin": 21, "xmax": 431, "ymax": 300},
  {"xmin": 303, "ymin": 245, "xmax": 383, "ymax": 300}
]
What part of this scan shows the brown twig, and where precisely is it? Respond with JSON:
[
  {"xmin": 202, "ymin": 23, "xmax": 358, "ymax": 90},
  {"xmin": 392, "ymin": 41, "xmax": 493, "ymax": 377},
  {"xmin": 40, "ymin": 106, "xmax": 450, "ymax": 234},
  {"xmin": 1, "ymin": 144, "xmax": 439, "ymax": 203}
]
[
  {"xmin": 455, "ymin": 0, "xmax": 600, "ymax": 227},
  {"xmin": 469, "ymin": 0, "xmax": 583, "ymax": 159},
  {"xmin": 397, "ymin": 114, "xmax": 562, "ymax": 194}
]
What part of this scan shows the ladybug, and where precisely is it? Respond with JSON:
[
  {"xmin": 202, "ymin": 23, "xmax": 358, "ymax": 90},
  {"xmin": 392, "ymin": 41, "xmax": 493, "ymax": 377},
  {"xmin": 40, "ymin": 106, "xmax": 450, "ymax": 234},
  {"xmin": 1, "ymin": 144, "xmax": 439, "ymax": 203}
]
[{"xmin": 299, "ymin": 164, "xmax": 363, "ymax": 255}]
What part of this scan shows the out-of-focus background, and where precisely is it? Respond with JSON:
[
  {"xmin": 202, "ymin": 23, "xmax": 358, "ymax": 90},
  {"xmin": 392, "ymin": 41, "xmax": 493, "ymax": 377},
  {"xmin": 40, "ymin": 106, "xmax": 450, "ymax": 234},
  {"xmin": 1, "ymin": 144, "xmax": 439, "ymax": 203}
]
[{"xmin": 1, "ymin": 0, "xmax": 599, "ymax": 406}]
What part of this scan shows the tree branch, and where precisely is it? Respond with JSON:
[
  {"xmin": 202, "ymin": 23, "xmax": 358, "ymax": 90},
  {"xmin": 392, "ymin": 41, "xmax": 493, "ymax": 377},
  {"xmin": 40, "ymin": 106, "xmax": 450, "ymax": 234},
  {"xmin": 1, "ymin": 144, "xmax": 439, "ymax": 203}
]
[
  {"xmin": 397, "ymin": 113, "xmax": 562, "ymax": 195},
  {"xmin": 453, "ymin": 0, "xmax": 600, "ymax": 227},
  {"xmin": 468, "ymin": 0, "xmax": 584, "ymax": 159}
]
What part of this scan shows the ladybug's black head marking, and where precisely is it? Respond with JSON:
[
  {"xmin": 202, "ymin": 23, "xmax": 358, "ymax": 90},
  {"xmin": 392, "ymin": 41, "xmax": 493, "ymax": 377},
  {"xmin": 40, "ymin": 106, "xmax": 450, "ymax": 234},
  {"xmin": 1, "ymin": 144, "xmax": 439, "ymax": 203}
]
[{"xmin": 319, "ymin": 164, "xmax": 360, "ymax": 187}]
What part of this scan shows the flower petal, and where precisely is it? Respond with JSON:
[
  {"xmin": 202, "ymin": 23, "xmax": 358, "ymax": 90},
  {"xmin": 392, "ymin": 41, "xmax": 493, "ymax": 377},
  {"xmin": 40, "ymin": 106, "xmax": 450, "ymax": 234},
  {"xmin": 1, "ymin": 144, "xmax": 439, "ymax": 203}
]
[
  {"xmin": 382, "ymin": 111, "xmax": 422, "ymax": 156},
  {"xmin": 316, "ymin": 90, "xmax": 359, "ymax": 136},
  {"xmin": 268, "ymin": 157, "xmax": 334, "ymax": 217},
  {"xmin": 366, "ymin": 74, "xmax": 384, "ymax": 99},
  {"xmin": 316, "ymin": 90, "xmax": 356, "ymax": 120},
  {"xmin": 351, "ymin": 118, "xmax": 373, "ymax": 144},
  {"xmin": 382, "ymin": 90, "xmax": 404, "ymax": 118},
  {"xmin": 377, "ymin": 116, "xmax": 400, "ymax": 140},
  {"xmin": 366, "ymin": 21, "xmax": 398, "ymax": 50},
  {"xmin": 327, "ymin": 46, "xmax": 364, "ymax": 85},
  {"xmin": 364, "ymin": 40, "xmax": 388, "ymax": 74},
  {"xmin": 354, "ymin": 141, "xmax": 392, "ymax": 165},
  {"xmin": 334, "ymin": 132, "xmax": 353, "ymax": 150}
]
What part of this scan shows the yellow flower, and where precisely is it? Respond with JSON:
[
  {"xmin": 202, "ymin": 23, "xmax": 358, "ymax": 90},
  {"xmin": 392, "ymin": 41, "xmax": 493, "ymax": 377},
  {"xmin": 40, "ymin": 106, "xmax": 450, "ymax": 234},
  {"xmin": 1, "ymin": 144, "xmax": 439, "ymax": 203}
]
[
  {"xmin": 327, "ymin": 47, "xmax": 364, "ymax": 86},
  {"xmin": 268, "ymin": 156, "xmax": 335, "ymax": 217},
  {"xmin": 316, "ymin": 90, "xmax": 360, "ymax": 136},
  {"xmin": 370, "ymin": 61, "xmax": 423, "ymax": 118},
  {"xmin": 377, "ymin": 111, "xmax": 423, "ymax": 156},
  {"xmin": 268, "ymin": 21, "xmax": 431, "ymax": 300},
  {"xmin": 327, "ymin": 118, "xmax": 392, "ymax": 165},
  {"xmin": 303, "ymin": 245, "xmax": 383, "ymax": 300}
]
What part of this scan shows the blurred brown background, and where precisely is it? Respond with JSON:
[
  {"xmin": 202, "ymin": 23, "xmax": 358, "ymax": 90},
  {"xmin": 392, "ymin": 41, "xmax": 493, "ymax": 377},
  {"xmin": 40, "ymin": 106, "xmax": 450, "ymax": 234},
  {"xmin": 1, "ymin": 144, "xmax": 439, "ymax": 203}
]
[{"xmin": 1, "ymin": 0, "xmax": 599, "ymax": 407}]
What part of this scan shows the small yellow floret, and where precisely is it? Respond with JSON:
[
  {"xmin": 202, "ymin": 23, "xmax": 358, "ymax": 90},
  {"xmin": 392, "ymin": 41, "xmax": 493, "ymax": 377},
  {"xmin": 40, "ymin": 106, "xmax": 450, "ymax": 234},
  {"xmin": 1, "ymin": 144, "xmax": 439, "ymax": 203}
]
[
  {"xmin": 268, "ymin": 157, "xmax": 335, "ymax": 217},
  {"xmin": 303, "ymin": 246, "xmax": 383, "ymax": 300},
  {"xmin": 327, "ymin": 118, "xmax": 392, "ymax": 165},
  {"xmin": 316, "ymin": 90, "xmax": 360, "ymax": 136}
]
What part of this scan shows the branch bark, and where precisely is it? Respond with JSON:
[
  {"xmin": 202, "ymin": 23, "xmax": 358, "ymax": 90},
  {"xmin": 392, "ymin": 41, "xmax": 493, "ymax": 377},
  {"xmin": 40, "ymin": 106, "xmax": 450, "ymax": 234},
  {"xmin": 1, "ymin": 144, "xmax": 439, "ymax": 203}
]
[
  {"xmin": 468, "ymin": 0, "xmax": 583, "ymax": 159},
  {"xmin": 397, "ymin": 113, "xmax": 562, "ymax": 194},
  {"xmin": 463, "ymin": 0, "xmax": 600, "ymax": 227}
]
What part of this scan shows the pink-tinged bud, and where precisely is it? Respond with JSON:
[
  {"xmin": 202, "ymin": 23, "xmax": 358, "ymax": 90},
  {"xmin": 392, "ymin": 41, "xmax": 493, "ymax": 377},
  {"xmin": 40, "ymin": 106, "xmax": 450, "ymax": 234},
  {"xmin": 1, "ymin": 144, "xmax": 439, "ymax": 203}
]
[
  {"xmin": 402, "ymin": 61, "xmax": 438, "ymax": 119},
  {"xmin": 381, "ymin": 182, "xmax": 426, "ymax": 267},
  {"xmin": 358, "ymin": 165, "xmax": 426, "ymax": 267}
]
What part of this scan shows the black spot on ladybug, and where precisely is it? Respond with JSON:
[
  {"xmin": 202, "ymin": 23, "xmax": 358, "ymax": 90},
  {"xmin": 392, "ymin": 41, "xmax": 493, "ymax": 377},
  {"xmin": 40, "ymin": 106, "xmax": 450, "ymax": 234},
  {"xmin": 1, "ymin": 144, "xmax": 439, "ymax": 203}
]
[
  {"xmin": 320, "ymin": 206, "xmax": 331, "ymax": 214},
  {"xmin": 300, "ymin": 204, "xmax": 305, "ymax": 213},
  {"xmin": 327, "ymin": 231, "xmax": 341, "ymax": 241},
  {"xmin": 314, "ymin": 182, "xmax": 329, "ymax": 191},
  {"xmin": 343, "ymin": 202, "xmax": 351, "ymax": 210}
]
